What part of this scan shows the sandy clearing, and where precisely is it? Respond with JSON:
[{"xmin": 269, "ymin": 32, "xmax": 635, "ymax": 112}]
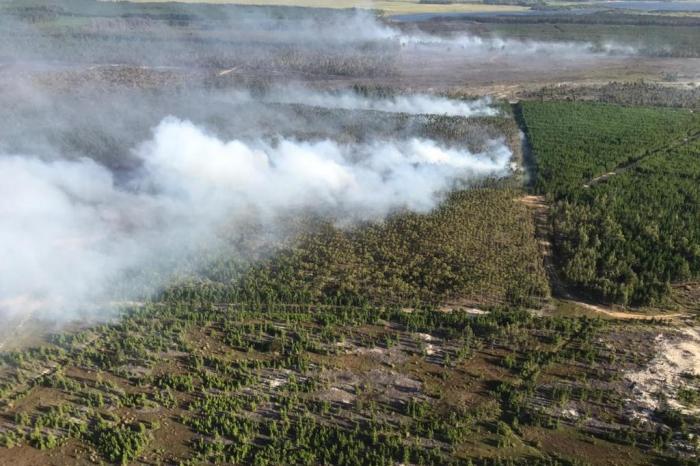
[{"xmin": 625, "ymin": 326, "xmax": 700, "ymax": 416}]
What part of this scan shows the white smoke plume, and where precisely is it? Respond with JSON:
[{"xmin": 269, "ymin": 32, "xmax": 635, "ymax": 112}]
[
  {"xmin": 260, "ymin": 87, "xmax": 498, "ymax": 117},
  {"xmin": 0, "ymin": 116, "xmax": 512, "ymax": 316}
]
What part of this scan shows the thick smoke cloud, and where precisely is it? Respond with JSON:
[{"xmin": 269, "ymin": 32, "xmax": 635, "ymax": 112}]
[
  {"xmin": 141, "ymin": 118, "xmax": 511, "ymax": 216},
  {"xmin": 0, "ymin": 115, "xmax": 512, "ymax": 316}
]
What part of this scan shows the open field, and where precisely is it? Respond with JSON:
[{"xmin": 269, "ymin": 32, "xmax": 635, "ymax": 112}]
[{"xmin": 125, "ymin": 0, "xmax": 528, "ymax": 14}]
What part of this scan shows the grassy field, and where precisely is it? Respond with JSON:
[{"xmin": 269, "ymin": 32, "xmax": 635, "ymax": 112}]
[{"xmin": 125, "ymin": 0, "xmax": 528, "ymax": 14}]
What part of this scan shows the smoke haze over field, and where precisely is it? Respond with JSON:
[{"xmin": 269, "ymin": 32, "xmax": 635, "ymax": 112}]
[
  {"xmin": 258, "ymin": 88, "xmax": 498, "ymax": 117},
  {"xmin": 0, "ymin": 2, "xmax": 636, "ymax": 74}
]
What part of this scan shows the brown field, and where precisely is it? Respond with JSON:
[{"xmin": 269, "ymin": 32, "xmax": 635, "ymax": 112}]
[{"xmin": 126, "ymin": 0, "xmax": 528, "ymax": 15}]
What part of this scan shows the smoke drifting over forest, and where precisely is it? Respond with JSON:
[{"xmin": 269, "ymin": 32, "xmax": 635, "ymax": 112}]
[
  {"xmin": 0, "ymin": 2, "xmax": 636, "ymax": 318},
  {"xmin": 0, "ymin": 111, "xmax": 512, "ymax": 315}
]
